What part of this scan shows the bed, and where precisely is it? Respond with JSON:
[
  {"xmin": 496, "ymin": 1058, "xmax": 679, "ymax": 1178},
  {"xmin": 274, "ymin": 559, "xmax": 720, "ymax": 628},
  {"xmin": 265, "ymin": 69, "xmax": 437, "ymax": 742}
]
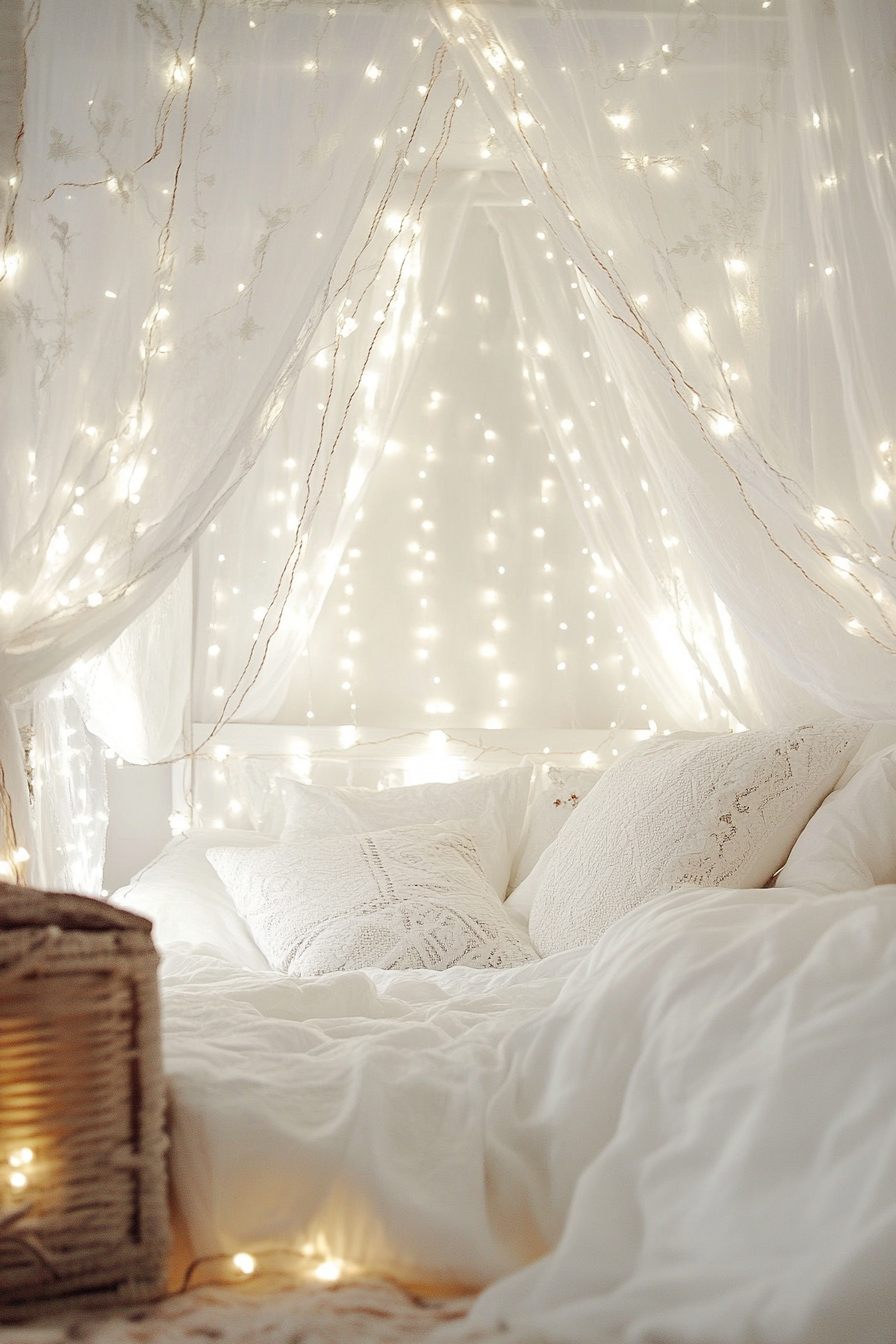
[{"xmin": 111, "ymin": 720, "xmax": 896, "ymax": 1343}]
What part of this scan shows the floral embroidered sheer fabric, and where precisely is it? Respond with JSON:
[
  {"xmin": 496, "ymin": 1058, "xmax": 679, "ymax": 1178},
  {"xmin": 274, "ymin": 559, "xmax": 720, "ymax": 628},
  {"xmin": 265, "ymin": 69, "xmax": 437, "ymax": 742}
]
[{"xmin": 2, "ymin": 0, "xmax": 895, "ymax": 886}]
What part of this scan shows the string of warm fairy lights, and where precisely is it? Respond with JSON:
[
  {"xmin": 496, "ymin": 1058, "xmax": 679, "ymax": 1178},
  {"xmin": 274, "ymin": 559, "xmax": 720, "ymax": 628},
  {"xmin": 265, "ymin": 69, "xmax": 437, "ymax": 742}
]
[
  {"xmin": 0, "ymin": 1143, "xmax": 438, "ymax": 1304},
  {"xmin": 171, "ymin": 1244, "xmax": 472, "ymax": 1313},
  {"xmin": 196, "ymin": 50, "xmax": 466, "ymax": 751},
  {"xmin": 4, "ymin": 3, "xmax": 894, "ymax": 881},
  {"xmin": 285, "ymin": 212, "xmax": 669, "ymax": 738},
  {"xmin": 437, "ymin": 3, "xmax": 896, "ymax": 657},
  {"xmin": 0, "ymin": 21, "xmax": 469, "ymax": 879}
]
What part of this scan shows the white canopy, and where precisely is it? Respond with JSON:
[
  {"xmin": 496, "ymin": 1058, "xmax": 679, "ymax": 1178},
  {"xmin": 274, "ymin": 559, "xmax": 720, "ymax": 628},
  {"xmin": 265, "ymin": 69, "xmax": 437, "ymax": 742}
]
[{"xmin": 1, "ymin": 0, "xmax": 894, "ymax": 886}]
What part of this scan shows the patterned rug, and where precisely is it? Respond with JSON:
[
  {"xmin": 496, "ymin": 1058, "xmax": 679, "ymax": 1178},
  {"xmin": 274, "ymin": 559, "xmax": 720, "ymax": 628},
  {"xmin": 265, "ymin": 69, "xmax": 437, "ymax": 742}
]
[{"xmin": 0, "ymin": 1277, "xmax": 476, "ymax": 1344}]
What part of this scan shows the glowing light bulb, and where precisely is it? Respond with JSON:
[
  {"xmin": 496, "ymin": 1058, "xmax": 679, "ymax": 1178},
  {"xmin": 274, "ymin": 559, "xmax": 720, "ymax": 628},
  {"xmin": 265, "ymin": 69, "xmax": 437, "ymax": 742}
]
[
  {"xmin": 685, "ymin": 309, "xmax": 708, "ymax": 341},
  {"xmin": 233, "ymin": 1253, "xmax": 256, "ymax": 1276},
  {"xmin": 314, "ymin": 1259, "xmax": 342, "ymax": 1282},
  {"xmin": 9, "ymin": 1171, "xmax": 27, "ymax": 1189}
]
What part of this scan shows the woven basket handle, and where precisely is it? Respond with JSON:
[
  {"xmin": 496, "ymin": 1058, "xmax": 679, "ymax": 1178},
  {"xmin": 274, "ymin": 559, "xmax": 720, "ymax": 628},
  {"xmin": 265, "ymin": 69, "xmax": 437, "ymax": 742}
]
[{"xmin": 0, "ymin": 925, "xmax": 63, "ymax": 981}]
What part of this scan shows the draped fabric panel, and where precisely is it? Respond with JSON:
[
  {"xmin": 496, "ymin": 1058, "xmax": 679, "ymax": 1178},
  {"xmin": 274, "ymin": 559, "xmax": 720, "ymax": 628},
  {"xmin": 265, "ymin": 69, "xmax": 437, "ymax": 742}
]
[
  {"xmin": 490, "ymin": 200, "xmax": 817, "ymax": 730},
  {"xmin": 5, "ymin": 0, "xmax": 896, "ymax": 883},
  {"xmin": 29, "ymin": 683, "xmax": 108, "ymax": 892},
  {"xmin": 71, "ymin": 556, "xmax": 193, "ymax": 763},
  {"xmin": 2, "ymin": 0, "xmax": 437, "ymax": 693},
  {"xmin": 191, "ymin": 174, "xmax": 478, "ymax": 733},
  {"xmin": 0, "ymin": 0, "xmax": 439, "ymax": 868},
  {"xmin": 438, "ymin": 0, "xmax": 896, "ymax": 719}
]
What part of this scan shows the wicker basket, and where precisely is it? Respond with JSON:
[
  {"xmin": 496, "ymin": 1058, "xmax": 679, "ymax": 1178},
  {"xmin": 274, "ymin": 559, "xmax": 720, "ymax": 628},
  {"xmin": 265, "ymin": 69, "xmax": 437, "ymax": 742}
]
[{"xmin": 0, "ymin": 882, "xmax": 170, "ymax": 1319}]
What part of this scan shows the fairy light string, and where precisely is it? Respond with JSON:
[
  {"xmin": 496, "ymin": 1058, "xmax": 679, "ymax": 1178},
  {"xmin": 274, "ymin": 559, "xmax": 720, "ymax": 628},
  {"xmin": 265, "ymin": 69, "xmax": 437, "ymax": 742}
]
[
  {"xmin": 191, "ymin": 54, "xmax": 464, "ymax": 757},
  {"xmin": 5, "ymin": 6, "xmax": 894, "ymax": 872},
  {"xmin": 442, "ymin": 5, "xmax": 896, "ymax": 654}
]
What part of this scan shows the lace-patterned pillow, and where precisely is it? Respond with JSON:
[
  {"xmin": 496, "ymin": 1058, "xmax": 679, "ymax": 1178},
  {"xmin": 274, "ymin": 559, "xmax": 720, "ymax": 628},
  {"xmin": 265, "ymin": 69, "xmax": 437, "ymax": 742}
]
[
  {"xmin": 207, "ymin": 821, "xmax": 538, "ymax": 976},
  {"xmin": 526, "ymin": 720, "xmax": 869, "ymax": 957},
  {"xmin": 277, "ymin": 768, "xmax": 532, "ymax": 900}
]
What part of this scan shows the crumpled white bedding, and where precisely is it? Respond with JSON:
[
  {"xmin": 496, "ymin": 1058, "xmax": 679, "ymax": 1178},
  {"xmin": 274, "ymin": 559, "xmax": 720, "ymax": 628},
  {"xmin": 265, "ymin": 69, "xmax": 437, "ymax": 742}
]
[{"xmin": 161, "ymin": 882, "xmax": 896, "ymax": 1344}]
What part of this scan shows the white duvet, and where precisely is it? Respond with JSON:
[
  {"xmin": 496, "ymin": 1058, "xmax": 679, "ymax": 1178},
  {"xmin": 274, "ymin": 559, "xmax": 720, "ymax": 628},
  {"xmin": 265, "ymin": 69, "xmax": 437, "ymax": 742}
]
[{"xmin": 161, "ymin": 882, "xmax": 896, "ymax": 1343}]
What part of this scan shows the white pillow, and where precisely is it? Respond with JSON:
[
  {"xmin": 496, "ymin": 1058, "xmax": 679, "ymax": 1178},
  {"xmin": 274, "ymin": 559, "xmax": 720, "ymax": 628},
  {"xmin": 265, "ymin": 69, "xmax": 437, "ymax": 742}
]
[
  {"xmin": 278, "ymin": 767, "xmax": 532, "ymax": 899},
  {"xmin": 207, "ymin": 821, "xmax": 539, "ymax": 976},
  {"xmin": 112, "ymin": 829, "xmax": 273, "ymax": 970},
  {"xmin": 525, "ymin": 720, "xmax": 869, "ymax": 957},
  {"xmin": 510, "ymin": 764, "xmax": 603, "ymax": 892},
  {"xmin": 776, "ymin": 742, "xmax": 896, "ymax": 892}
]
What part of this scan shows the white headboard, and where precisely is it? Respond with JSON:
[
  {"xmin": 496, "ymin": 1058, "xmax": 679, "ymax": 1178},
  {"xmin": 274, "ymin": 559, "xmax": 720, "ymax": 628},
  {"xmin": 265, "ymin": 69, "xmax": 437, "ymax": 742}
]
[{"xmin": 172, "ymin": 724, "xmax": 650, "ymax": 836}]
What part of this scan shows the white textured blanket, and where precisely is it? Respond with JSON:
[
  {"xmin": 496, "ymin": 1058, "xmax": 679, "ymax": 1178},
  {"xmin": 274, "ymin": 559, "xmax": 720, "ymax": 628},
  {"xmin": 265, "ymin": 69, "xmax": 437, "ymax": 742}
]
[{"xmin": 161, "ymin": 882, "xmax": 896, "ymax": 1343}]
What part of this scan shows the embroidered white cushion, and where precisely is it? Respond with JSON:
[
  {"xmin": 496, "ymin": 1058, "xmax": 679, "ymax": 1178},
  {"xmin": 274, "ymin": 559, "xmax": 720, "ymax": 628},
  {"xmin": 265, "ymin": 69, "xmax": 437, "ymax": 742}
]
[
  {"xmin": 278, "ymin": 767, "xmax": 532, "ymax": 899},
  {"xmin": 509, "ymin": 764, "xmax": 603, "ymax": 893},
  {"xmin": 776, "ymin": 740, "xmax": 896, "ymax": 893},
  {"xmin": 207, "ymin": 821, "xmax": 539, "ymax": 976},
  {"xmin": 525, "ymin": 720, "xmax": 869, "ymax": 957}
]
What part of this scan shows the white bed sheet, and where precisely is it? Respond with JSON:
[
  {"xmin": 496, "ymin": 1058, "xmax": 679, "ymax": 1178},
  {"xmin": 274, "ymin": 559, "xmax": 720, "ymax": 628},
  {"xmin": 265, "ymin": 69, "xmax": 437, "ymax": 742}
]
[{"xmin": 160, "ymin": 880, "xmax": 896, "ymax": 1343}]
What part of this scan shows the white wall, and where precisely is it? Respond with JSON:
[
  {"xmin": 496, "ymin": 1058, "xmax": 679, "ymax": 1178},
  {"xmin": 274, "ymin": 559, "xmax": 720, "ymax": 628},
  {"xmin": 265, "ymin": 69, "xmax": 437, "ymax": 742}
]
[{"xmin": 103, "ymin": 762, "xmax": 172, "ymax": 894}]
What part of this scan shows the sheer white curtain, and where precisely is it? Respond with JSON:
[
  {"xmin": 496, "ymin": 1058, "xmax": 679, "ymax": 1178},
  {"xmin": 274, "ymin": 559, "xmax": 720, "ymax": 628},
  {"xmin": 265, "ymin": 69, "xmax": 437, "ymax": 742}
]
[
  {"xmin": 0, "ymin": 0, "xmax": 435, "ymax": 876},
  {"xmin": 492, "ymin": 198, "xmax": 823, "ymax": 729},
  {"xmin": 191, "ymin": 172, "xmax": 478, "ymax": 732},
  {"xmin": 437, "ymin": 0, "xmax": 896, "ymax": 720}
]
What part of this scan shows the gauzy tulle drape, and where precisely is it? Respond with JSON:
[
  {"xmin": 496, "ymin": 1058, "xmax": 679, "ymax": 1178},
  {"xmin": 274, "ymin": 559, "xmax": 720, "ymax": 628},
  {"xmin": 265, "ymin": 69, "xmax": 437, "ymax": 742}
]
[
  {"xmin": 439, "ymin": 0, "xmax": 896, "ymax": 719},
  {"xmin": 190, "ymin": 177, "xmax": 478, "ymax": 733},
  {"xmin": 5, "ymin": 0, "xmax": 896, "ymax": 884},
  {"xmin": 0, "ymin": 0, "xmax": 446, "ymax": 876}
]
